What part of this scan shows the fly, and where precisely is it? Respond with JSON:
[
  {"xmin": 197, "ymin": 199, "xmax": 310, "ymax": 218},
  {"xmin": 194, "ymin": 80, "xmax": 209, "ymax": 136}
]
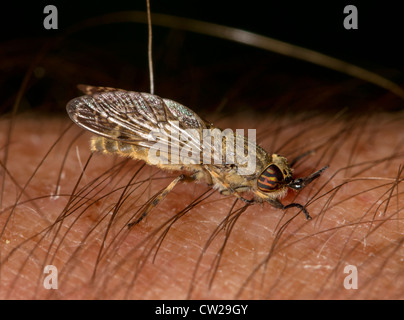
[{"xmin": 66, "ymin": 85, "xmax": 328, "ymax": 226}]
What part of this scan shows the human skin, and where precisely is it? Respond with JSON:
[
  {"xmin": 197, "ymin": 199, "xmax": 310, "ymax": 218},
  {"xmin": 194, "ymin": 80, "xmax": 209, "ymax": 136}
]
[
  {"xmin": 0, "ymin": 107, "xmax": 403, "ymax": 300},
  {"xmin": 1, "ymin": 0, "xmax": 403, "ymax": 302}
]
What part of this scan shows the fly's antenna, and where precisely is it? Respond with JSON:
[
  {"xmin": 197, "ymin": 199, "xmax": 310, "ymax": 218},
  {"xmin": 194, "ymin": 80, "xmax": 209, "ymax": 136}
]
[{"xmin": 146, "ymin": 0, "xmax": 154, "ymax": 94}]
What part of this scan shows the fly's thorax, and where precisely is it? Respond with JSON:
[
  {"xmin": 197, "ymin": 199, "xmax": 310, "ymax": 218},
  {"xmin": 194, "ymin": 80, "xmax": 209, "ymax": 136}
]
[
  {"xmin": 218, "ymin": 132, "xmax": 270, "ymax": 177},
  {"xmin": 202, "ymin": 140, "xmax": 271, "ymax": 194},
  {"xmin": 203, "ymin": 163, "xmax": 255, "ymax": 196}
]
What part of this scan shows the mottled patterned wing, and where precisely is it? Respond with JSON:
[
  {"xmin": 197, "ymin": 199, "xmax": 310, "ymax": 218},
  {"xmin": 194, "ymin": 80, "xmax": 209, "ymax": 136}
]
[{"xmin": 66, "ymin": 90, "xmax": 209, "ymax": 163}]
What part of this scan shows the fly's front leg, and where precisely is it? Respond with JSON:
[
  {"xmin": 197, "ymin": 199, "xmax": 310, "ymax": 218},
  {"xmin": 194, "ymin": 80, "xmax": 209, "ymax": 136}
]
[
  {"xmin": 205, "ymin": 165, "xmax": 256, "ymax": 204},
  {"xmin": 128, "ymin": 174, "xmax": 189, "ymax": 228},
  {"xmin": 267, "ymin": 198, "xmax": 312, "ymax": 220},
  {"xmin": 220, "ymin": 186, "xmax": 255, "ymax": 204}
]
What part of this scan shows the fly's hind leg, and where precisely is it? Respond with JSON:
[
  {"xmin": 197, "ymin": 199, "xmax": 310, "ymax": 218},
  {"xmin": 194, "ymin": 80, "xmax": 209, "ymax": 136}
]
[
  {"xmin": 128, "ymin": 174, "xmax": 190, "ymax": 228},
  {"xmin": 267, "ymin": 198, "xmax": 312, "ymax": 220}
]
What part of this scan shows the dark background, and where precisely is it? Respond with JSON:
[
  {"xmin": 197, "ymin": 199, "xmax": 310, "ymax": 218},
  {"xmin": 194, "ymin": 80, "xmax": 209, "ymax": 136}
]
[{"xmin": 1, "ymin": 0, "xmax": 403, "ymax": 116}]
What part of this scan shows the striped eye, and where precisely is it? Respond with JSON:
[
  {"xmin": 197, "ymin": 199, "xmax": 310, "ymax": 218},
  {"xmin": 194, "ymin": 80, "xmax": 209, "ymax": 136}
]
[{"xmin": 257, "ymin": 164, "xmax": 284, "ymax": 192}]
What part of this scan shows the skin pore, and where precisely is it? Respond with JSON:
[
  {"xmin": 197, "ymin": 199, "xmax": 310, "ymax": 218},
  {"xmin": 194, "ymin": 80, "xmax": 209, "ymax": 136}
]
[{"xmin": 0, "ymin": 107, "xmax": 403, "ymax": 299}]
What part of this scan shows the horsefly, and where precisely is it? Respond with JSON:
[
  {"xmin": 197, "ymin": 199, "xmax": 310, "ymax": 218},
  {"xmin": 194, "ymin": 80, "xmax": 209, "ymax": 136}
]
[{"xmin": 66, "ymin": 85, "xmax": 328, "ymax": 226}]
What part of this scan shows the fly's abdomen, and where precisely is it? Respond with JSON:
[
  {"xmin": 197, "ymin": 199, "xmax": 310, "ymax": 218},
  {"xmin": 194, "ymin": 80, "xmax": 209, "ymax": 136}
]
[{"xmin": 91, "ymin": 136, "xmax": 136, "ymax": 156}]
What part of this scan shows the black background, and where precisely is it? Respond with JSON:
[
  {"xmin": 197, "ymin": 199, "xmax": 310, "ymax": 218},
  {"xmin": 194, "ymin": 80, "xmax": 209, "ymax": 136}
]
[
  {"xmin": 4, "ymin": 1, "xmax": 403, "ymax": 63},
  {"xmin": 1, "ymin": 0, "xmax": 404, "ymax": 115}
]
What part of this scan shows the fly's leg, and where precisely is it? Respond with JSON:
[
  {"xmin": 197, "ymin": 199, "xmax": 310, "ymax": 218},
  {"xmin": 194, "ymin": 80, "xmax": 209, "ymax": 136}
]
[
  {"xmin": 128, "ymin": 174, "xmax": 188, "ymax": 228},
  {"xmin": 239, "ymin": 197, "xmax": 255, "ymax": 204},
  {"xmin": 267, "ymin": 198, "xmax": 312, "ymax": 220},
  {"xmin": 284, "ymin": 203, "xmax": 312, "ymax": 220},
  {"xmin": 220, "ymin": 187, "xmax": 255, "ymax": 204},
  {"xmin": 221, "ymin": 187, "xmax": 311, "ymax": 218},
  {"xmin": 282, "ymin": 165, "xmax": 328, "ymax": 220}
]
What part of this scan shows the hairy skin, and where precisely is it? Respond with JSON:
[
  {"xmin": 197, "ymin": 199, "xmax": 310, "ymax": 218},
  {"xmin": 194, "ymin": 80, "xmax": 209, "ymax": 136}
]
[
  {"xmin": 0, "ymin": 110, "xmax": 403, "ymax": 300},
  {"xmin": 0, "ymin": 0, "xmax": 402, "ymax": 302}
]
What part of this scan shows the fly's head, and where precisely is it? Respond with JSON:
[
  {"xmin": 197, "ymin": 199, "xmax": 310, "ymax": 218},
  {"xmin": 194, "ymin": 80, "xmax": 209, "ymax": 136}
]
[
  {"xmin": 256, "ymin": 154, "xmax": 293, "ymax": 200},
  {"xmin": 256, "ymin": 154, "xmax": 328, "ymax": 201}
]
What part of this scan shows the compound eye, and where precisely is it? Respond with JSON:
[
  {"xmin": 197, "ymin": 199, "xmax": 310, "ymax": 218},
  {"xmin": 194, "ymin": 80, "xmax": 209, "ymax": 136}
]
[{"xmin": 258, "ymin": 164, "xmax": 284, "ymax": 192}]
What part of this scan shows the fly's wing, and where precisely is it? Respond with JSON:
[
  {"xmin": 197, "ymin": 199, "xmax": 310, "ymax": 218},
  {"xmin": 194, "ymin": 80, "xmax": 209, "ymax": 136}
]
[{"xmin": 66, "ymin": 90, "xmax": 211, "ymax": 165}]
